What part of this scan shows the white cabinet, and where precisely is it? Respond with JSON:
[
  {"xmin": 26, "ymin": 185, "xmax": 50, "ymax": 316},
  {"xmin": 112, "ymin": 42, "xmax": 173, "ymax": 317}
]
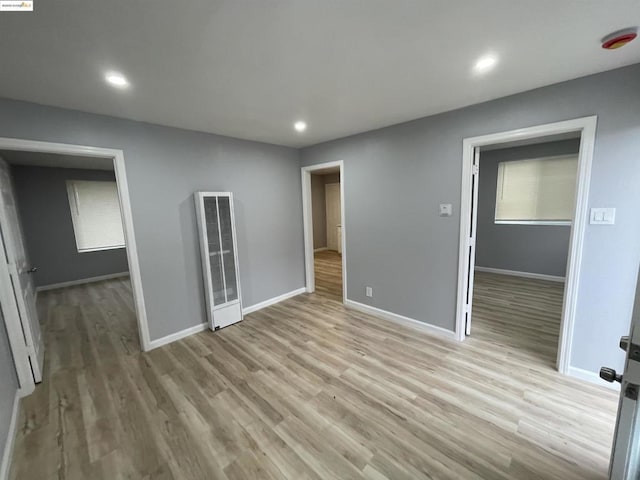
[{"xmin": 194, "ymin": 192, "xmax": 243, "ymax": 330}]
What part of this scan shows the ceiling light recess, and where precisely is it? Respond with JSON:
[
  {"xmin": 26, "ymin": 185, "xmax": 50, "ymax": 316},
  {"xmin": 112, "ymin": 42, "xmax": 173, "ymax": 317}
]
[
  {"xmin": 294, "ymin": 121, "xmax": 307, "ymax": 133},
  {"xmin": 473, "ymin": 54, "xmax": 498, "ymax": 75},
  {"xmin": 105, "ymin": 72, "xmax": 129, "ymax": 88}
]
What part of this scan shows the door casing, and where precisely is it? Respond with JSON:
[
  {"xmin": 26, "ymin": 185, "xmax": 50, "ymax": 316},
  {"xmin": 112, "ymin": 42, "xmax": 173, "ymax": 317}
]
[
  {"xmin": 301, "ymin": 161, "xmax": 346, "ymax": 302},
  {"xmin": 0, "ymin": 137, "xmax": 152, "ymax": 395},
  {"xmin": 455, "ymin": 116, "xmax": 597, "ymax": 377}
]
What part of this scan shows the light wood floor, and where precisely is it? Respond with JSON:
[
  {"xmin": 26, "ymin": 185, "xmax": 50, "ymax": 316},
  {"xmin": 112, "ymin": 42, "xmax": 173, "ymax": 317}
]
[
  {"xmin": 10, "ymin": 260, "xmax": 618, "ymax": 479},
  {"xmin": 314, "ymin": 250, "xmax": 343, "ymax": 301}
]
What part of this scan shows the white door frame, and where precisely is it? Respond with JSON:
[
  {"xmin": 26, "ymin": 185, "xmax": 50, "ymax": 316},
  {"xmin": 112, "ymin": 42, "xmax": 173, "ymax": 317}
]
[
  {"xmin": 301, "ymin": 161, "xmax": 346, "ymax": 302},
  {"xmin": 0, "ymin": 137, "xmax": 151, "ymax": 394},
  {"xmin": 455, "ymin": 116, "xmax": 597, "ymax": 375}
]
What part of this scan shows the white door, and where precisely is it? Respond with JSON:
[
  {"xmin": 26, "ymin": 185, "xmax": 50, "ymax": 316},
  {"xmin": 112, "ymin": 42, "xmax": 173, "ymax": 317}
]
[
  {"xmin": 0, "ymin": 159, "xmax": 43, "ymax": 383},
  {"xmin": 604, "ymin": 267, "xmax": 640, "ymax": 478},
  {"xmin": 463, "ymin": 148, "xmax": 480, "ymax": 336},
  {"xmin": 325, "ymin": 183, "xmax": 341, "ymax": 251}
]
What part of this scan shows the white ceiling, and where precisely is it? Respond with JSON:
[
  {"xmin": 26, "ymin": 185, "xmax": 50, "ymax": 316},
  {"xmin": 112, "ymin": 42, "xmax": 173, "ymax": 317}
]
[
  {"xmin": 0, "ymin": 1, "xmax": 638, "ymax": 148},
  {"xmin": 0, "ymin": 151, "xmax": 114, "ymax": 170}
]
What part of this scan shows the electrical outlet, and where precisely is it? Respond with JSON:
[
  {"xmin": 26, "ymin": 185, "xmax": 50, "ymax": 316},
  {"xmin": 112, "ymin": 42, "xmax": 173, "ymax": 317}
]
[{"xmin": 365, "ymin": 286, "xmax": 373, "ymax": 297}]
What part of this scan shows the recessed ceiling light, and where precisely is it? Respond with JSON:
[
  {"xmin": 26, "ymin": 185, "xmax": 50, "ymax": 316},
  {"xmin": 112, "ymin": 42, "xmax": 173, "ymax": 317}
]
[
  {"xmin": 294, "ymin": 121, "xmax": 307, "ymax": 133},
  {"xmin": 105, "ymin": 72, "xmax": 129, "ymax": 88},
  {"xmin": 473, "ymin": 55, "xmax": 498, "ymax": 75}
]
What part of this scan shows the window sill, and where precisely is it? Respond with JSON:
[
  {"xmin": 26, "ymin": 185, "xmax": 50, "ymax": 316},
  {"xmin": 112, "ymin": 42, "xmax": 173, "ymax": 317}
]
[{"xmin": 494, "ymin": 220, "xmax": 572, "ymax": 226}]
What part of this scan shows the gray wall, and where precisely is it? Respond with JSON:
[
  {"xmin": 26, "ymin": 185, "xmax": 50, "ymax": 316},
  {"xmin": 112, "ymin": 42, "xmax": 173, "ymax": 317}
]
[
  {"xmin": 301, "ymin": 63, "xmax": 640, "ymax": 375},
  {"xmin": 475, "ymin": 139, "xmax": 580, "ymax": 277},
  {"xmin": 0, "ymin": 310, "xmax": 18, "ymax": 463},
  {"xmin": 0, "ymin": 98, "xmax": 304, "ymax": 341},
  {"xmin": 311, "ymin": 172, "xmax": 340, "ymax": 249},
  {"xmin": 11, "ymin": 166, "xmax": 130, "ymax": 287}
]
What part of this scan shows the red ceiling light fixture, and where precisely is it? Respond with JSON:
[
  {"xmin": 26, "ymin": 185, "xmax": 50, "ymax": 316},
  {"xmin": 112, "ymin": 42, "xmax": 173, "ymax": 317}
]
[{"xmin": 601, "ymin": 27, "xmax": 638, "ymax": 50}]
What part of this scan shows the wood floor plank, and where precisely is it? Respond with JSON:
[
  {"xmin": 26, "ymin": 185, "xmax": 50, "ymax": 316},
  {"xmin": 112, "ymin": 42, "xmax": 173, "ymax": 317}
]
[{"xmin": 10, "ymin": 256, "xmax": 618, "ymax": 479}]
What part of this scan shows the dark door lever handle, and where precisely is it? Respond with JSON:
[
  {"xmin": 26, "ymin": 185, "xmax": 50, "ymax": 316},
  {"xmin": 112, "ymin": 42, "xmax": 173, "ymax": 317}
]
[
  {"xmin": 27, "ymin": 267, "xmax": 38, "ymax": 273},
  {"xmin": 600, "ymin": 367, "xmax": 622, "ymax": 383}
]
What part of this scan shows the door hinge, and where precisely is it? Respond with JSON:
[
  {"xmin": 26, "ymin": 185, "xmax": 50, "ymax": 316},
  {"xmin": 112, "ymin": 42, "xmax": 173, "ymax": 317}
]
[{"xmin": 472, "ymin": 164, "xmax": 479, "ymax": 175}]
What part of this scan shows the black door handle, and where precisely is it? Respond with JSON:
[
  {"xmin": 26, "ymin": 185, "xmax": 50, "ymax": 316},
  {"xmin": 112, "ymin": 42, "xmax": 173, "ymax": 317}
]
[
  {"xmin": 27, "ymin": 267, "xmax": 38, "ymax": 273},
  {"xmin": 600, "ymin": 367, "xmax": 622, "ymax": 383}
]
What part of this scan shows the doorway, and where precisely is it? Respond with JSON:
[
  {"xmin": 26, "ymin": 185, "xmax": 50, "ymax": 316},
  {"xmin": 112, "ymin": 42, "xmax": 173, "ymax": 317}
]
[
  {"xmin": 470, "ymin": 134, "xmax": 580, "ymax": 369},
  {"xmin": 455, "ymin": 117, "xmax": 597, "ymax": 376},
  {"xmin": 0, "ymin": 138, "xmax": 149, "ymax": 395},
  {"xmin": 301, "ymin": 161, "xmax": 346, "ymax": 302}
]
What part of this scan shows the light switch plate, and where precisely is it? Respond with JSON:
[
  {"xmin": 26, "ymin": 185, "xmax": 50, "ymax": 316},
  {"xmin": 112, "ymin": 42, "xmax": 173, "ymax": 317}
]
[
  {"xmin": 439, "ymin": 203, "xmax": 453, "ymax": 217},
  {"xmin": 590, "ymin": 208, "xmax": 615, "ymax": 225}
]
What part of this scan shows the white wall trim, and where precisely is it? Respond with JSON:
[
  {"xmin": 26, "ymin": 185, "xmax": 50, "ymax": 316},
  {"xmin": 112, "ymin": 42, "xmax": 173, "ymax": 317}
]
[
  {"xmin": 455, "ymin": 116, "xmax": 597, "ymax": 379},
  {"xmin": 345, "ymin": 299, "xmax": 457, "ymax": 341},
  {"xmin": 474, "ymin": 266, "xmax": 565, "ymax": 283},
  {"xmin": 243, "ymin": 287, "xmax": 306, "ymax": 315},
  {"xmin": 35, "ymin": 272, "xmax": 130, "ymax": 292},
  {"xmin": 147, "ymin": 287, "xmax": 307, "ymax": 349},
  {"xmin": 301, "ymin": 161, "xmax": 346, "ymax": 303},
  {"xmin": 0, "ymin": 390, "xmax": 22, "ymax": 480},
  {"xmin": 148, "ymin": 323, "xmax": 209, "ymax": 350},
  {"xmin": 0, "ymin": 137, "xmax": 151, "ymax": 355},
  {"xmin": 313, "ymin": 247, "xmax": 328, "ymax": 253},
  {"xmin": 568, "ymin": 366, "xmax": 620, "ymax": 391}
]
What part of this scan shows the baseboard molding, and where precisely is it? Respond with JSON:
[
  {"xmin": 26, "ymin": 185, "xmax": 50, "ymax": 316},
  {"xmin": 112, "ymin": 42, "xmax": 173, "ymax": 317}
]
[
  {"xmin": 148, "ymin": 323, "xmax": 209, "ymax": 350},
  {"xmin": 345, "ymin": 299, "xmax": 457, "ymax": 341},
  {"xmin": 313, "ymin": 247, "xmax": 328, "ymax": 252},
  {"xmin": 568, "ymin": 366, "xmax": 620, "ymax": 391},
  {"xmin": 36, "ymin": 272, "xmax": 130, "ymax": 292},
  {"xmin": 243, "ymin": 287, "xmax": 306, "ymax": 315},
  {"xmin": 0, "ymin": 390, "xmax": 21, "ymax": 480},
  {"xmin": 474, "ymin": 266, "xmax": 565, "ymax": 283},
  {"xmin": 147, "ymin": 287, "xmax": 307, "ymax": 350}
]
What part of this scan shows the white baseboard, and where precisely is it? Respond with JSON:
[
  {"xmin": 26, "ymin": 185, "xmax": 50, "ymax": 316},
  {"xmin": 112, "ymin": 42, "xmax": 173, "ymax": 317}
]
[
  {"xmin": 0, "ymin": 390, "xmax": 22, "ymax": 480},
  {"xmin": 147, "ymin": 287, "xmax": 306, "ymax": 350},
  {"xmin": 475, "ymin": 266, "xmax": 565, "ymax": 283},
  {"xmin": 36, "ymin": 272, "xmax": 130, "ymax": 292},
  {"xmin": 243, "ymin": 287, "xmax": 306, "ymax": 315},
  {"xmin": 313, "ymin": 247, "xmax": 328, "ymax": 252},
  {"xmin": 148, "ymin": 323, "xmax": 209, "ymax": 350},
  {"xmin": 344, "ymin": 299, "xmax": 457, "ymax": 341},
  {"xmin": 568, "ymin": 366, "xmax": 620, "ymax": 391}
]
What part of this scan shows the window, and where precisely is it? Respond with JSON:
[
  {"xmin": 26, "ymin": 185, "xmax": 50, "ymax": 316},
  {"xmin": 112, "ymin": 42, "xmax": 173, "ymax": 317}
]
[
  {"xmin": 66, "ymin": 180, "xmax": 125, "ymax": 252},
  {"xmin": 495, "ymin": 154, "xmax": 578, "ymax": 225}
]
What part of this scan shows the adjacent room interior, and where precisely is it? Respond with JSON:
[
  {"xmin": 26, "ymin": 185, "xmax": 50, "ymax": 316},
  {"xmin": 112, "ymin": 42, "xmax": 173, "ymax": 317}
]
[
  {"xmin": 310, "ymin": 167, "xmax": 343, "ymax": 300},
  {"xmin": 1, "ymin": 3, "xmax": 640, "ymax": 480},
  {"xmin": 470, "ymin": 134, "xmax": 580, "ymax": 368},
  {"xmin": 0, "ymin": 149, "xmax": 140, "ymax": 396}
]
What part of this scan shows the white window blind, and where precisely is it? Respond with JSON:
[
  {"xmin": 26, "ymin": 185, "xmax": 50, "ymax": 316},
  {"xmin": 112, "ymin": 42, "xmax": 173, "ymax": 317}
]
[
  {"xmin": 66, "ymin": 180, "xmax": 125, "ymax": 252},
  {"xmin": 495, "ymin": 154, "xmax": 578, "ymax": 224}
]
